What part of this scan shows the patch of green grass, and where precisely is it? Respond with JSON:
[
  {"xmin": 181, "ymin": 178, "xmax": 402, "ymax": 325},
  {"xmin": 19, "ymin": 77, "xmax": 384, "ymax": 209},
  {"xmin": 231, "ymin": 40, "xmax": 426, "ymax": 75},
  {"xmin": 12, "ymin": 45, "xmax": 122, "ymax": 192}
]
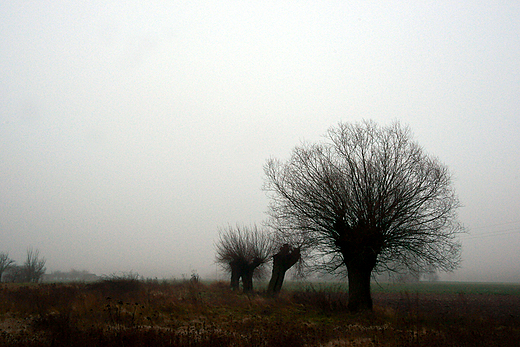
[
  {"xmin": 371, "ymin": 281, "xmax": 520, "ymax": 295},
  {"xmin": 278, "ymin": 280, "xmax": 520, "ymax": 295}
]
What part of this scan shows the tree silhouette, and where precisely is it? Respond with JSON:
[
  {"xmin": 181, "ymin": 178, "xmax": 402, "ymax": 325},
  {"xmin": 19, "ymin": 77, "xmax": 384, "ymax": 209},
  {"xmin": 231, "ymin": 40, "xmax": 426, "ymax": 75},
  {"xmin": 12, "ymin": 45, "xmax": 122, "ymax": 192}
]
[
  {"xmin": 215, "ymin": 224, "xmax": 272, "ymax": 292},
  {"xmin": 0, "ymin": 252, "xmax": 14, "ymax": 282},
  {"xmin": 23, "ymin": 248, "xmax": 46, "ymax": 283},
  {"xmin": 264, "ymin": 120, "xmax": 463, "ymax": 311}
]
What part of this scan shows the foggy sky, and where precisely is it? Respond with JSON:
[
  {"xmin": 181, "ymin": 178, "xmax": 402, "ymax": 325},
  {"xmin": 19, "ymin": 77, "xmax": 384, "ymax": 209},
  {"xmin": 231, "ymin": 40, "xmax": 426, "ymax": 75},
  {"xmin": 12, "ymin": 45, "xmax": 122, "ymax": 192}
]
[{"xmin": 1, "ymin": 1, "xmax": 519, "ymax": 282}]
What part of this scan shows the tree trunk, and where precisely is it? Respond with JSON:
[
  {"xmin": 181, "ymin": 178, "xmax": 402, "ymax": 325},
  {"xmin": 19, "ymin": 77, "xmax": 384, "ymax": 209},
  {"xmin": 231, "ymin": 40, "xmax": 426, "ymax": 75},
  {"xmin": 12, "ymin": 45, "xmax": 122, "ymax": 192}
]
[
  {"xmin": 242, "ymin": 270, "xmax": 254, "ymax": 293},
  {"xmin": 267, "ymin": 264, "xmax": 287, "ymax": 295},
  {"xmin": 230, "ymin": 263, "xmax": 240, "ymax": 291},
  {"xmin": 229, "ymin": 258, "xmax": 262, "ymax": 293},
  {"xmin": 346, "ymin": 261, "xmax": 374, "ymax": 312},
  {"xmin": 335, "ymin": 223, "xmax": 383, "ymax": 312},
  {"xmin": 267, "ymin": 245, "xmax": 301, "ymax": 295}
]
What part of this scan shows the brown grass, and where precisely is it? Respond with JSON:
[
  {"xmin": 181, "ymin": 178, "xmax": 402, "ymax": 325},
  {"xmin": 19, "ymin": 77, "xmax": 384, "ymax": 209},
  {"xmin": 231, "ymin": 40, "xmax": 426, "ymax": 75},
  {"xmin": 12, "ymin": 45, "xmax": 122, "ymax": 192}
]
[{"xmin": 0, "ymin": 280, "xmax": 519, "ymax": 346}]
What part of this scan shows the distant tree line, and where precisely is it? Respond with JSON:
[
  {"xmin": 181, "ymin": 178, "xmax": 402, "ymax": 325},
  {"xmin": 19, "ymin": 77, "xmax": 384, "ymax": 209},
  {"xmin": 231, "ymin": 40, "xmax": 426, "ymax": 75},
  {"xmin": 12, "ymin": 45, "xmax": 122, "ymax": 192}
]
[
  {"xmin": 42, "ymin": 269, "xmax": 100, "ymax": 283},
  {"xmin": 0, "ymin": 248, "xmax": 46, "ymax": 283}
]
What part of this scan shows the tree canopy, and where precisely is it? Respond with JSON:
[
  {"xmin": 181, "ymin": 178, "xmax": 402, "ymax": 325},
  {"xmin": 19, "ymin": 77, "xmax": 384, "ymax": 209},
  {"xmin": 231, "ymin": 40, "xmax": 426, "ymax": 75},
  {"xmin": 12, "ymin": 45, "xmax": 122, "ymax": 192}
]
[
  {"xmin": 264, "ymin": 120, "xmax": 463, "ymax": 311},
  {"xmin": 215, "ymin": 224, "xmax": 273, "ymax": 292}
]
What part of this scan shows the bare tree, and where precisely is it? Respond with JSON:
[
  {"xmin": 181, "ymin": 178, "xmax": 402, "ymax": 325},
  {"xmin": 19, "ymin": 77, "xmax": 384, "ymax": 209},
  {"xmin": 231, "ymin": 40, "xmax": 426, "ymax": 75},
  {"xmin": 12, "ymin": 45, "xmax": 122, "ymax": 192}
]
[
  {"xmin": 264, "ymin": 120, "xmax": 463, "ymax": 311},
  {"xmin": 23, "ymin": 248, "xmax": 46, "ymax": 283},
  {"xmin": 0, "ymin": 252, "xmax": 15, "ymax": 282},
  {"xmin": 3, "ymin": 265, "xmax": 24, "ymax": 283},
  {"xmin": 215, "ymin": 224, "xmax": 273, "ymax": 292}
]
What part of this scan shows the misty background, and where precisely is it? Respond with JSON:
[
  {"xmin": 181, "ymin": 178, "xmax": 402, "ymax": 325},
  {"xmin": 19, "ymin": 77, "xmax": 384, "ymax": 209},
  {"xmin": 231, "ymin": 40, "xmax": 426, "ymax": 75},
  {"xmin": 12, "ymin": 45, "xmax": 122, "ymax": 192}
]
[{"xmin": 1, "ymin": 1, "xmax": 519, "ymax": 282}]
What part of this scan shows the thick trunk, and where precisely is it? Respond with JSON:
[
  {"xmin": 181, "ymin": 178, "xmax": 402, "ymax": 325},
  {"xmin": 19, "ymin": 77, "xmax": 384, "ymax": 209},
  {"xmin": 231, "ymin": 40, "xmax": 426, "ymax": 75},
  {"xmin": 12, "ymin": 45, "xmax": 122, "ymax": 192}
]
[
  {"xmin": 267, "ymin": 264, "xmax": 287, "ymax": 295},
  {"xmin": 230, "ymin": 267, "xmax": 240, "ymax": 291},
  {"xmin": 242, "ymin": 270, "xmax": 254, "ymax": 293},
  {"xmin": 230, "ymin": 260, "xmax": 243, "ymax": 291},
  {"xmin": 267, "ymin": 245, "xmax": 301, "ymax": 295},
  {"xmin": 334, "ymin": 222, "xmax": 383, "ymax": 312},
  {"xmin": 229, "ymin": 258, "xmax": 263, "ymax": 293},
  {"xmin": 346, "ymin": 262, "xmax": 373, "ymax": 312}
]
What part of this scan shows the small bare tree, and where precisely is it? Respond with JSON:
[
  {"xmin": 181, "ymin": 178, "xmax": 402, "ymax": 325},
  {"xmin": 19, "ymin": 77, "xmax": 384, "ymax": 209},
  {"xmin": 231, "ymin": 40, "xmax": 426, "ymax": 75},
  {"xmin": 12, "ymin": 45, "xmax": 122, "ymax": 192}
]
[
  {"xmin": 0, "ymin": 252, "xmax": 15, "ymax": 282},
  {"xmin": 23, "ymin": 248, "xmax": 46, "ymax": 283},
  {"xmin": 3, "ymin": 265, "xmax": 24, "ymax": 283},
  {"xmin": 264, "ymin": 120, "xmax": 463, "ymax": 311},
  {"xmin": 215, "ymin": 224, "xmax": 273, "ymax": 292}
]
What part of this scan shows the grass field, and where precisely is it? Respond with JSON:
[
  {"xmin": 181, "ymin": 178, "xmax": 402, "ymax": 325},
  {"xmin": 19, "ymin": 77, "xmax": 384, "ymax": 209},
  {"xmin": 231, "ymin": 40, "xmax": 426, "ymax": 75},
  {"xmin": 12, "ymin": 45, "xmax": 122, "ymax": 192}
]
[
  {"xmin": 0, "ymin": 278, "xmax": 519, "ymax": 346},
  {"xmin": 372, "ymin": 281, "xmax": 520, "ymax": 295},
  {"xmin": 282, "ymin": 280, "xmax": 520, "ymax": 295}
]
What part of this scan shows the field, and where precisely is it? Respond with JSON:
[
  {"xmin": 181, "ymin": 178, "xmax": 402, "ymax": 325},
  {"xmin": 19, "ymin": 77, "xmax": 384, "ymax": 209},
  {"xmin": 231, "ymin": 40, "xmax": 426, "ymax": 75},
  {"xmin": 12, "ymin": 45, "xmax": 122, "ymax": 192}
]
[{"xmin": 0, "ymin": 279, "xmax": 519, "ymax": 346}]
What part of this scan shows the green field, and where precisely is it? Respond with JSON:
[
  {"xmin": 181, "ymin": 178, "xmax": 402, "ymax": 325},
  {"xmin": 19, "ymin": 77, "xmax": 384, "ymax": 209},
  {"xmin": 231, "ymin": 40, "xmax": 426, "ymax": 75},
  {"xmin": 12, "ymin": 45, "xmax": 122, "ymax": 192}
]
[
  {"xmin": 278, "ymin": 280, "xmax": 520, "ymax": 295},
  {"xmin": 372, "ymin": 281, "xmax": 520, "ymax": 295}
]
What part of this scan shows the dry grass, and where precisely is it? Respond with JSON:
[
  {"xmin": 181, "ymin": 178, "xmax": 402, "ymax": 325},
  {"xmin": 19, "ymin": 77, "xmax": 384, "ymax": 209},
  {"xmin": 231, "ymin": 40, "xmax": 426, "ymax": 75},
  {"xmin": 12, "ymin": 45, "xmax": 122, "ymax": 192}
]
[{"xmin": 0, "ymin": 279, "xmax": 519, "ymax": 346}]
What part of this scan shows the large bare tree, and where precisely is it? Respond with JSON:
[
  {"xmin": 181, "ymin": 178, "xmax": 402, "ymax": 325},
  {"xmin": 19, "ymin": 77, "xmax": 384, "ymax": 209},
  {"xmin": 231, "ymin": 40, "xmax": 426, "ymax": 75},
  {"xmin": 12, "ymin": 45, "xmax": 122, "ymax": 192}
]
[
  {"xmin": 215, "ymin": 224, "xmax": 273, "ymax": 293},
  {"xmin": 264, "ymin": 120, "xmax": 463, "ymax": 311}
]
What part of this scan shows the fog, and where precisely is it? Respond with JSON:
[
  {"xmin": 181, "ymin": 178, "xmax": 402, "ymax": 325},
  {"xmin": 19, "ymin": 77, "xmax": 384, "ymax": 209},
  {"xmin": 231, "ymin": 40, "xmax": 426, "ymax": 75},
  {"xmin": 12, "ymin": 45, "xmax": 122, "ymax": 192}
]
[{"xmin": 1, "ymin": 1, "xmax": 519, "ymax": 282}]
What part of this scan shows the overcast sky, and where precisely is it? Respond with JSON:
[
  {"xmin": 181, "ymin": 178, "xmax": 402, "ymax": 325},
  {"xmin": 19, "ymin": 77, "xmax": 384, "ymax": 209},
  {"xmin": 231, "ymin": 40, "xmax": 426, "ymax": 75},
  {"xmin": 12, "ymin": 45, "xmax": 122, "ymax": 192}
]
[{"xmin": 1, "ymin": 1, "xmax": 519, "ymax": 282}]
